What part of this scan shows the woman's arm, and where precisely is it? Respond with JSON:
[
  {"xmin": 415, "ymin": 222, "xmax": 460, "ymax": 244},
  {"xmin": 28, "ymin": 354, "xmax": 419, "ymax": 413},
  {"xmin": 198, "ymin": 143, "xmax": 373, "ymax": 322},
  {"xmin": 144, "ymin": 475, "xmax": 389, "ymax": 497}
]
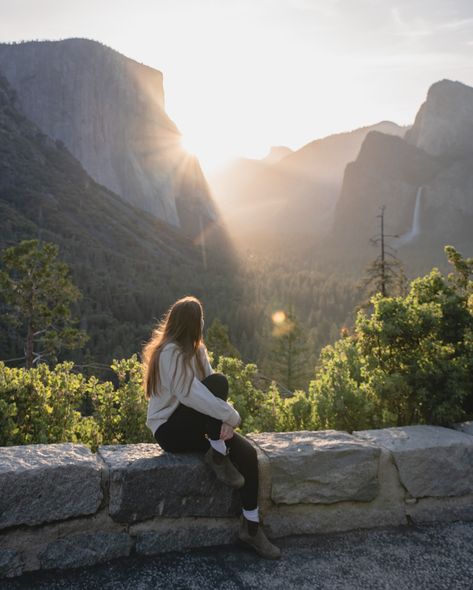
[{"xmin": 159, "ymin": 344, "xmax": 240, "ymax": 427}]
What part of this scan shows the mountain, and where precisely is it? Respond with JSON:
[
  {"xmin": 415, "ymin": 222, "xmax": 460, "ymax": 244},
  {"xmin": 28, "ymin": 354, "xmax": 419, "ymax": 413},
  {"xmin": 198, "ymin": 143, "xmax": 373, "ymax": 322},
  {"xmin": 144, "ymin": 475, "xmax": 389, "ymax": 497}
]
[
  {"xmin": 209, "ymin": 121, "xmax": 407, "ymax": 250},
  {"xmin": 0, "ymin": 38, "xmax": 217, "ymax": 239},
  {"xmin": 262, "ymin": 146, "xmax": 293, "ymax": 164},
  {"xmin": 329, "ymin": 79, "xmax": 473, "ymax": 276},
  {"xmin": 405, "ymin": 79, "xmax": 473, "ymax": 157},
  {"xmin": 0, "ymin": 72, "xmax": 241, "ymax": 364}
]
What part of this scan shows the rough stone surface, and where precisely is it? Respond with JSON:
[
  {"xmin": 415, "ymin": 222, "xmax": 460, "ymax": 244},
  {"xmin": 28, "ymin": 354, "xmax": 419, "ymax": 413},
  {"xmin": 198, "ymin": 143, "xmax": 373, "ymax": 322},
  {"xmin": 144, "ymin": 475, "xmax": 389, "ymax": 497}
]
[
  {"xmin": 354, "ymin": 425, "xmax": 473, "ymax": 498},
  {"xmin": 249, "ymin": 431, "xmax": 380, "ymax": 504},
  {"xmin": 98, "ymin": 444, "xmax": 241, "ymax": 523},
  {"xmin": 0, "ymin": 549, "xmax": 23, "ymax": 578},
  {"xmin": 263, "ymin": 447, "xmax": 407, "ymax": 537},
  {"xmin": 132, "ymin": 517, "xmax": 238, "ymax": 555},
  {"xmin": 405, "ymin": 494, "xmax": 473, "ymax": 525},
  {"xmin": 0, "ymin": 444, "xmax": 103, "ymax": 529},
  {"xmin": 0, "ymin": 507, "xmax": 127, "ymax": 573},
  {"xmin": 39, "ymin": 532, "xmax": 133, "ymax": 570},
  {"xmin": 453, "ymin": 421, "xmax": 473, "ymax": 436}
]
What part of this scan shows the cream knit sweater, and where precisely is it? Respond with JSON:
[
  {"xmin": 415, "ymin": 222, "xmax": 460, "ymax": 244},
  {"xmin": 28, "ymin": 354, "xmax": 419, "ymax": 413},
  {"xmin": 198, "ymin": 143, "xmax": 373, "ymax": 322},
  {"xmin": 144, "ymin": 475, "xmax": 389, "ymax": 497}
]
[{"xmin": 146, "ymin": 341, "xmax": 241, "ymax": 436}]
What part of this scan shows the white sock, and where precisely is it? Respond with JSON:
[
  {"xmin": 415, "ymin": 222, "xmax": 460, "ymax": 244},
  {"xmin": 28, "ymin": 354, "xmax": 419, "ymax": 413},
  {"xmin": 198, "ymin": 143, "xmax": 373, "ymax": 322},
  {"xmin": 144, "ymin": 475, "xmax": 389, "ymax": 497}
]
[
  {"xmin": 242, "ymin": 506, "xmax": 260, "ymax": 523},
  {"xmin": 209, "ymin": 439, "xmax": 228, "ymax": 455}
]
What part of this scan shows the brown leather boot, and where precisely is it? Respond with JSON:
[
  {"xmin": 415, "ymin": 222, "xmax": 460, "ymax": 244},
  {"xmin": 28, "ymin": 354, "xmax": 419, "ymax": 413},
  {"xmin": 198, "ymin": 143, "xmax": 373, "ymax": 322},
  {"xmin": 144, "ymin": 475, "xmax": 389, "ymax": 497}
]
[
  {"xmin": 204, "ymin": 447, "xmax": 245, "ymax": 489},
  {"xmin": 238, "ymin": 515, "xmax": 281, "ymax": 559}
]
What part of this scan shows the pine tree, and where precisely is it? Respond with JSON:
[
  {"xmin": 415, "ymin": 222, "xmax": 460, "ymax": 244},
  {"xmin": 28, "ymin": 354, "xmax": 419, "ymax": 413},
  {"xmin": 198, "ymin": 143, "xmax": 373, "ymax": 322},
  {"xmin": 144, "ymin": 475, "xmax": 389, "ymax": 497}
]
[
  {"xmin": 266, "ymin": 305, "xmax": 310, "ymax": 392},
  {"xmin": 0, "ymin": 240, "xmax": 88, "ymax": 367},
  {"xmin": 205, "ymin": 317, "xmax": 241, "ymax": 363},
  {"xmin": 358, "ymin": 205, "xmax": 408, "ymax": 310}
]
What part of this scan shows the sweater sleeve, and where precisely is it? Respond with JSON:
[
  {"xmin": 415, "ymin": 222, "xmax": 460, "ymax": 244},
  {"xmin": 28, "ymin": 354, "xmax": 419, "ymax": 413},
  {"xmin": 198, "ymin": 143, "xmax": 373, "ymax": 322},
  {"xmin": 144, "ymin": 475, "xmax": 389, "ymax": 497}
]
[{"xmin": 159, "ymin": 344, "xmax": 240, "ymax": 427}]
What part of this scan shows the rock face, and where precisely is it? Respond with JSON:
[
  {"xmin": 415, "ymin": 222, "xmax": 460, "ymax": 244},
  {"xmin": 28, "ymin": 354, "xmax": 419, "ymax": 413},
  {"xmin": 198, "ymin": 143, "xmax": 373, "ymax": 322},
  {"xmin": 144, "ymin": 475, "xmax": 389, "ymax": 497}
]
[
  {"xmin": 0, "ymin": 549, "xmax": 22, "ymax": 578},
  {"xmin": 333, "ymin": 131, "xmax": 439, "ymax": 251},
  {"xmin": 248, "ymin": 431, "xmax": 380, "ymax": 504},
  {"xmin": 354, "ymin": 425, "xmax": 473, "ymax": 498},
  {"xmin": 39, "ymin": 532, "xmax": 133, "ymax": 570},
  {"xmin": 133, "ymin": 518, "xmax": 238, "ymax": 556},
  {"xmin": 0, "ymin": 444, "xmax": 103, "ymax": 529},
  {"xmin": 405, "ymin": 79, "xmax": 473, "ymax": 157},
  {"xmin": 330, "ymin": 79, "xmax": 473, "ymax": 276},
  {"xmin": 453, "ymin": 421, "xmax": 473, "ymax": 436},
  {"xmin": 98, "ymin": 444, "xmax": 241, "ymax": 522},
  {"xmin": 0, "ymin": 38, "xmax": 218, "ymax": 238}
]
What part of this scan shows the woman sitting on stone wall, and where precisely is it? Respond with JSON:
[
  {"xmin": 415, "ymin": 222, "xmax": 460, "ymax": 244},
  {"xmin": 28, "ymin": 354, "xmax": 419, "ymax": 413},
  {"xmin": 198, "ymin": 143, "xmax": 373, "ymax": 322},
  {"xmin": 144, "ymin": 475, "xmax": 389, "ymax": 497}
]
[{"xmin": 142, "ymin": 295, "xmax": 281, "ymax": 560}]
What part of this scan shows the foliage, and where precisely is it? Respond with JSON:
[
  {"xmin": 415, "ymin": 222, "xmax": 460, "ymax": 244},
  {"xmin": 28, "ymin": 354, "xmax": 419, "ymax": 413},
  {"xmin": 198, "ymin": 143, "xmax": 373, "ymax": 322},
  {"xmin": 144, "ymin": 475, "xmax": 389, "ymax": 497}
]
[
  {"xmin": 264, "ymin": 306, "xmax": 311, "ymax": 392},
  {"xmin": 0, "ymin": 240, "xmax": 87, "ymax": 368},
  {"xmin": 89, "ymin": 355, "xmax": 152, "ymax": 445},
  {"xmin": 205, "ymin": 318, "xmax": 241, "ymax": 363},
  {"xmin": 309, "ymin": 246, "xmax": 473, "ymax": 430},
  {"xmin": 1, "ymin": 246, "xmax": 471, "ymax": 449},
  {"xmin": 0, "ymin": 357, "xmax": 154, "ymax": 450}
]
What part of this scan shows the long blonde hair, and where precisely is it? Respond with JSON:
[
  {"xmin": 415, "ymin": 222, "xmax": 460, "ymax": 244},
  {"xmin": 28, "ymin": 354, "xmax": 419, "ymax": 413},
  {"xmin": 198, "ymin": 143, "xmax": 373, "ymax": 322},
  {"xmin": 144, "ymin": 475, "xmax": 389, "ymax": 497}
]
[{"xmin": 142, "ymin": 295, "xmax": 207, "ymax": 399}]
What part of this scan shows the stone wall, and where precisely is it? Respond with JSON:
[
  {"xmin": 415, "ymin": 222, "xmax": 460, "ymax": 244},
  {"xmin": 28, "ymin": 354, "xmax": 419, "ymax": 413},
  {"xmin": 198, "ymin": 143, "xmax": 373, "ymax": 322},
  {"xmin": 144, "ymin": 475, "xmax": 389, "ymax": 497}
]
[{"xmin": 1, "ymin": 423, "xmax": 473, "ymax": 578}]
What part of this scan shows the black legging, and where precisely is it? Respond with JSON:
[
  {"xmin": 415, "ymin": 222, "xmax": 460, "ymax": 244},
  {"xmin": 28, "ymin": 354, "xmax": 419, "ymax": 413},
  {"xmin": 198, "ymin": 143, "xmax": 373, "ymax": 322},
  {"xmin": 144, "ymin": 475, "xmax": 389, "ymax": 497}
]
[{"xmin": 154, "ymin": 372, "xmax": 259, "ymax": 510}]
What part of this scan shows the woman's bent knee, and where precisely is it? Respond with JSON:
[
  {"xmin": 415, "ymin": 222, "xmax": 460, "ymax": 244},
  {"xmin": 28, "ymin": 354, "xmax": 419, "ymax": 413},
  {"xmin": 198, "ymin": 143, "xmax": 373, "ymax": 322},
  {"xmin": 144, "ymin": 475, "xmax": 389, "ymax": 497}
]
[{"xmin": 201, "ymin": 372, "xmax": 229, "ymax": 400}]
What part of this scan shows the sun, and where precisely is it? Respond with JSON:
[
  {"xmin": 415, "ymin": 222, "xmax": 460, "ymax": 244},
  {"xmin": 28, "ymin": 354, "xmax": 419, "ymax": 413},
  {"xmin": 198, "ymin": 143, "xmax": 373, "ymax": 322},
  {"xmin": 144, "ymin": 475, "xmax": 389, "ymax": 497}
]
[
  {"xmin": 180, "ymin": 131, "xmax": 232, "ymax": 175},
  {"xmin": 180, "ymin": 134, "xmax": 199, "ymax": 158}
]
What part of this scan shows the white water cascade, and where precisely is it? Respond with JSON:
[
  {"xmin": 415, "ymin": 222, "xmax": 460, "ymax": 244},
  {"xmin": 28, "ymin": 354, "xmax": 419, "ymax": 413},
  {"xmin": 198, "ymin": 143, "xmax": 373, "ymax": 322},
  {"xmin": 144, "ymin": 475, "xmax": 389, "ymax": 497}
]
[{"xmin": 396, "ymin": 186, "xmax": 423, "ymax": 246}]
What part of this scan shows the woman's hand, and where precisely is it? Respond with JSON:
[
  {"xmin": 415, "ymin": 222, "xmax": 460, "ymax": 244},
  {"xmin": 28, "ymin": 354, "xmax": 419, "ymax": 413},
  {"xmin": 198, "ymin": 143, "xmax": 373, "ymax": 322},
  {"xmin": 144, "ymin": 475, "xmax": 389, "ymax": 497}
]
[{"xmin": 220, "ymin": 422, "xmax": 234, "ymax": 441}]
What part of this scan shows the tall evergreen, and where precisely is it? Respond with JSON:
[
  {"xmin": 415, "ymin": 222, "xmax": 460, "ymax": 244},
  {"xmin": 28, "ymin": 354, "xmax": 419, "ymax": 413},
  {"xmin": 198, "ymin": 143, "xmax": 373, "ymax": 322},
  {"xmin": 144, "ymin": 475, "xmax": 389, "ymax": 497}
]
[
  {"xmin": 266, "ymin": 305, "xmax": 310, "ymax": 392},
  {"xmin": 358, "ymin": 205, "xmax": 408, "ymax": 310},
  {"xmin": 0, "ymin": 240, "xmax": 87, "ymax": 367}
]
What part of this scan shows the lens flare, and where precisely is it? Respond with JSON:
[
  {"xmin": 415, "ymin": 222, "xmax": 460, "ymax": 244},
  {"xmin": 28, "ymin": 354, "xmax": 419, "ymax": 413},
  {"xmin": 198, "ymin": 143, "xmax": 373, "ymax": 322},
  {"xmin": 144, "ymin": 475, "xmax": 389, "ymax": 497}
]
[{"xmin": 272, "ymin": 310, "xmax": 286, "ymax": 325}]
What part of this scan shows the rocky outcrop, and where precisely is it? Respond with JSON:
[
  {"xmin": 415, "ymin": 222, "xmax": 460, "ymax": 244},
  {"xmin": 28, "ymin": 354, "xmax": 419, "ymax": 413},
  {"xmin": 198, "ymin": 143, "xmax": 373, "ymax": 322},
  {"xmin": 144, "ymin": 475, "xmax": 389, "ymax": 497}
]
[
  {"xmin": 330, "ymin": 81, "xmax": 473, "ymax": 275},
  {"xmin": 405, "ymin": 79, "xmax": 473, "ymax": 157},
  {"xmin": 0, "ymin": 39, "xmax": 218, "ymax": 238},
  {"xmin": 1, "ymin": 424, "xmax": 472, "ymax": 578},
  {"xmin": 332, "ymin": 131, "xmax": 440, "ymax": 253}
]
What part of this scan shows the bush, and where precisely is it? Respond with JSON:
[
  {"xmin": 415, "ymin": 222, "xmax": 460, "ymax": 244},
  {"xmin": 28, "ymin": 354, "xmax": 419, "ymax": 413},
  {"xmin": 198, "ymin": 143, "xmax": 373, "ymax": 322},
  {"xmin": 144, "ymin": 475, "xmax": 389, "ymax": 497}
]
[{"xmin": 309, "ymin": 247, "xmax": 473, "ymax": 431}]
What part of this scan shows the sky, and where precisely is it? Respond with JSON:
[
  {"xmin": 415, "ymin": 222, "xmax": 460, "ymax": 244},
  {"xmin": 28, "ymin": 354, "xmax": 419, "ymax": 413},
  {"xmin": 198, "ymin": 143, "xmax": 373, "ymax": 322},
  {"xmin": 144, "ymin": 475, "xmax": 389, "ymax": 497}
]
[{"xmin": 1, "ymin": 0, "xmax": 473, "ymax": 171}]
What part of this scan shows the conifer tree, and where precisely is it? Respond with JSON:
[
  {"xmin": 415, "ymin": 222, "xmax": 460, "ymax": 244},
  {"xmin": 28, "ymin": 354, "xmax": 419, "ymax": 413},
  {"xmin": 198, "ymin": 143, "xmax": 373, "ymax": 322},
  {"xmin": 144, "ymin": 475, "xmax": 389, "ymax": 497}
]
[
  {"xmin": 205, "ymin": 317, "xmax": 241, "ymax": 363},
  {"xmin": 0, "ymin": 240, "xmax": 87, "ymax": 367},
  {"xmin": 358, "ymin": 205, "xmax": 408, "ymax": 310},
  {"xmin": 266, "ymin": 305, "xmax": 310, "ymax": 392}
]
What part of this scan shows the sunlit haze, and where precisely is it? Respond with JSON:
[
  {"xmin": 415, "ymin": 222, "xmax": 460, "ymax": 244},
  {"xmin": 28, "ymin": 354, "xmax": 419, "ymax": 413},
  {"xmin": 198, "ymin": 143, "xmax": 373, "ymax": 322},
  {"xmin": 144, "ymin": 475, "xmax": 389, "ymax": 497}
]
[{"xmin": 1, "ymin": 0, "xmax": 473, "ymax": 172}]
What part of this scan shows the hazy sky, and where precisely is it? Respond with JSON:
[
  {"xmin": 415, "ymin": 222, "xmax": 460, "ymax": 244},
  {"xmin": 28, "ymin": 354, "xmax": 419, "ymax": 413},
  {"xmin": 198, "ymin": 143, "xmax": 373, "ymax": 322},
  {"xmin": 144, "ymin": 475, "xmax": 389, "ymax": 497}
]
[{"xmin": 1, "ymin": 0, "xmax": 473, "ymax": 170}]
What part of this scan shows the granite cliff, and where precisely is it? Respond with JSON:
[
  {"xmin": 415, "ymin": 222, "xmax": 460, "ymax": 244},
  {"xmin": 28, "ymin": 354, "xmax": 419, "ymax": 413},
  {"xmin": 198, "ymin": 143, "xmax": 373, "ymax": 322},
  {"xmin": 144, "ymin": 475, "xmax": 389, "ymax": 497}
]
[
  {"xmin": 0, "ymin": 38, "xmax": 218, "ymax": 239},
  {"xmin": 405, "ymin": 79, "xmax": 473, "ymax": 157},
  {"xmin": 330, "ymin": 79, "xmax": 473, "ymax": 276}
]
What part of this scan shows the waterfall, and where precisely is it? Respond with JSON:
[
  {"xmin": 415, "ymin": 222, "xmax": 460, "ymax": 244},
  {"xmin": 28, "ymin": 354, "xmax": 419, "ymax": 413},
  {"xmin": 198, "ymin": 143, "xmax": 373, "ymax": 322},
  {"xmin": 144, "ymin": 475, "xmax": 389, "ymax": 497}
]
[{"xmin": 397, "ymin": 186, "xmax": 423, "ymax": 246}]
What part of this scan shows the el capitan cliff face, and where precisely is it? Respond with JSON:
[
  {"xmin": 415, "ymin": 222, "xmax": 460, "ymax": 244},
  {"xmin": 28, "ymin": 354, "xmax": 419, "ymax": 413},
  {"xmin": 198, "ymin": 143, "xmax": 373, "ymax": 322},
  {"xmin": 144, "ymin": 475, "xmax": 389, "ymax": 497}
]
[{"xmin": 0, "ymin": 38, "xmax": 218, "ymax": 238}]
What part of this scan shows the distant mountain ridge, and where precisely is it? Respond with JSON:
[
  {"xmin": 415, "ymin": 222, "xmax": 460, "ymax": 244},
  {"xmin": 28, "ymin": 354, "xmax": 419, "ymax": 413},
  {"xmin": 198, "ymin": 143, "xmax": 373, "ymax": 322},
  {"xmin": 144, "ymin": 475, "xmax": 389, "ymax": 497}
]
[
  {"xmin": 209, "ymin": 121, "xmax": 407, "ymax": 246},
  {"xmin": 0, "ymin": 38, "xmax": 218, "ymax": 239},
  {"xmin": 330, "ymin": 79, "xmax": 473, "ymax": 276}
]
